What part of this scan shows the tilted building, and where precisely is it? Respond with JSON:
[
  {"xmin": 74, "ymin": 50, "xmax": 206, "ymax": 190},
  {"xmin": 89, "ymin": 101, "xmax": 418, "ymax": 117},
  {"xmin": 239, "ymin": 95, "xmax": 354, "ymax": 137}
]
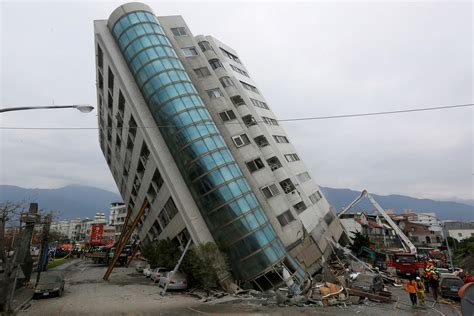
[{"xmin": 94, "ymin": 2, "xmax": 344, "ymax": 289}]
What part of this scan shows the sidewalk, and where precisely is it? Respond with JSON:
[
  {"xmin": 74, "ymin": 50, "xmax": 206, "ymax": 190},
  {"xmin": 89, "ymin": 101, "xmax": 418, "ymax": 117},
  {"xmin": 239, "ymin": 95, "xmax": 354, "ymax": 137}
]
[
  {"xmin": 9, "ymin": 286, "xmax": 34, "ymax": 314},
  {"xmin": 5, "ymin": 260, "xmax": 82, "ymax": 314},
  {"xmin": 49, "ymin": 258, "xmax": 81, "ymax": 271}
]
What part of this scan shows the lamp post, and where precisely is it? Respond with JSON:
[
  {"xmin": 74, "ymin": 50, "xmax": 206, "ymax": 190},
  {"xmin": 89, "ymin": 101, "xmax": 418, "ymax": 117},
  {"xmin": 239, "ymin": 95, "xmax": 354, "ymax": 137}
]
[{"xmin": 0, "ymin": 104, "xmax": 94, "ymax": 113}]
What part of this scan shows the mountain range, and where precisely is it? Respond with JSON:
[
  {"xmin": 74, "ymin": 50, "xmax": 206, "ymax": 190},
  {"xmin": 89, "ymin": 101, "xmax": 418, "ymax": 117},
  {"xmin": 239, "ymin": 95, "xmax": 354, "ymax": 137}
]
[
  {"xmin": 0, "ymin": 184, "xmax": 472, "ymax": 221},
  {"xmin": 320, "ymin": 187, "xmax": 473, "ymax": 221},
  {"xmin": 0, "ymin": 184, "xmax": 122, "ymax": 220}
]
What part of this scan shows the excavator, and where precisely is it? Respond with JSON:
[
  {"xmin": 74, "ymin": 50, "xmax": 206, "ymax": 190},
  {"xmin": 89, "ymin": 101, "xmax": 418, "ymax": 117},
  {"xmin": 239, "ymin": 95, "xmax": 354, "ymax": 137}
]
[{"xmin": 338, "ymin": 190, "xmax": 424, "ymax": 276}]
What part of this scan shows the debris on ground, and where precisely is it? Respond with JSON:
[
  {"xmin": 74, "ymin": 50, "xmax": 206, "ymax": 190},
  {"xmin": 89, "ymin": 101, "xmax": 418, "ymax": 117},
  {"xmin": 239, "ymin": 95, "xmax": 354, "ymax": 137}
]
[{"xmin": 186, "ymin": 241, "xmax": 401, "ymax": 309}]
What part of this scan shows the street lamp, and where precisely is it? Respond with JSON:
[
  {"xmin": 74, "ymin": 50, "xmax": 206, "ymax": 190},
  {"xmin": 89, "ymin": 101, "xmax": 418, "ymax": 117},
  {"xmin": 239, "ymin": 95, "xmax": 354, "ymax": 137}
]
[{"xmin": 0, "ymin": 104, "xmax": 94, "ymax": 113}]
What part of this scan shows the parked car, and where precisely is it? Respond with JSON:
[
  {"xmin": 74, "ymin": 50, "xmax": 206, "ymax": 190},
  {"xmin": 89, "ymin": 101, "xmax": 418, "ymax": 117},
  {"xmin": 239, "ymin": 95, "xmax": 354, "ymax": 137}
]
[
  {"xmin": 143, "ymin": 264, "xmax": 152, "ymax": 277},
  {"xmin": 350, "ymin": 273, "xmax": 384, "ymax": 293},
  {"xmin": 34, "ymin": 272, "xmax": 65, "ymax": 298},
  {"xmin": 437, "ymin": 268, "xmax": 451, "ymax": 274},
  {"xmin": 440, "ymin": 275, "xmax": 464, "ymax": 299},
  {"xmin": 150, "ymin": 267, "xmax": 169, "ymax": 283},
  {"xmin": 135, "ymin": 261, "xmax": 147, "ymax": 273},
  {"xmin": 158, "ymin": 271, "xmax": 188, "ymax": 290}
]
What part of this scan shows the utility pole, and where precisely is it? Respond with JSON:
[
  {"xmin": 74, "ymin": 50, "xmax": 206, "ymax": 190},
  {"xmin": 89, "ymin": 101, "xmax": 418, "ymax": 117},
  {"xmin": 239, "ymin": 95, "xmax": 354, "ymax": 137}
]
[
  {"xmin": 36, "ymin": 213, "xmax": 52, "ymax": 286},
  {"xmin": 443, "ymin": 222, "xmax": 455, "ymax": 272},
  {"xmin": 2, "ymin": 203, "xmax": 39, "ymax": 313},
  {"xmin": 161, "ymin": 239, "xmax": 192, "ymax": 296}
]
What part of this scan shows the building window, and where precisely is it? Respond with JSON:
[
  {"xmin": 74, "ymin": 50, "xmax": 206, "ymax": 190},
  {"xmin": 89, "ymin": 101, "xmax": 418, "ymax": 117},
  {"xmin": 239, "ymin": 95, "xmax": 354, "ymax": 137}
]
[
  {"xmin": 240, "ymin": 81, "xmax": 259, "ymax": 94},
  {"xmin": 128, "ymin": 115, "xmax": 137, "ymax": 139},
  {"xmin": 108, "ymin": 91, "xmax": 113, "ymax": 111},
  {"xmin": 277, "ymin": 210, "xmax": 295, "ymax": 227},
  {"xmin": 231, "ymin": 133, "xmax": 251, "ymax": 147},
  {"xmin": 198, "ymin": 41, "xmax": 213, "ymax": 52},
  {"xmin": 118, "ymin": 91, "xmax": 125, "ymax": 117},
  {"xmin": 98, "ymin": 71, "xmax": 104, "ymax": 90},
  {"xmin": 230, "ymin": 64, "xmax": 249, "ymax": 77},
  {"xmin": 194, "ymin": 67, "xmax": 211, "ymax": 78},
  {"xmin": 250, "ymin": 98, "xmax": 269, "ymax": 109},
  {"xmin": 261, "ymin": 184, "xmax": 280, "ymax": 199},
  {"xmin": 284, "ymin": 153, "xmax": 300, "ymax": 162},
  {"xmin": 296, "ymin": 172, "xmax": 311, "ymax": 183},
  {"xmin": 273, "ymin": 135, "xmax": 289, "ymax": 143},
  {"xmin": 220, "ymin": 47, "xmax": 241, "ymax": 64},
  {"xmin": 294, "ymin": 201, "xmax": 307, "ymax": 214},
  {"xmin": 209, "ymin": 58, "xmax": 224, "ymax": 70},
  {"xmin": 254, "ymin": 135, "xmax": 269, "ymax": 148},
  {"xmin": 218, "ymin": 110, "xmax": 236, "ymax": 122},
  {"xmin": 108, "ymin": 67, "xmax": 114, "ymax": 93},
  {"xmin": 171, "ymin": 27, "xmax": 187, "ymax": 36},
  {"xmin": 147, "ymin": 183, "xmax": 157, "ymax": 204},
  {"xmin": 246, "ymin": 158, "xmax": 265, "ymax": 173},
  {"xmin": 97, "ymin": 44, "xmax": 103, "ymax": 70},
  {"xmin": 158, "ymin": 209, "xmax": 170, "ymax": 228},
  {"xmin": 242, "ymin": 115, "xmax": 257, "ymax": 127},
  {"xmin": 139, "ymin": 143, "xmax": 150, "ymax": 167},
  {"xmin": 176, "ymin": 228, "xmax": 191, "ymax": 249},
  {"xmin": 262, "ymin": 116, "xmax": 279, "ymax": 126},
  {"xmin": 267, "ymin": 156, "xmax": 282, "ymax": 171},
  {"xmin": 152, "ymin": 220, "xmax": 162, "ymax": 236},
  {"xmin": 206, "ymin": 88, "xmax": 224, "ymax": 99},
  {"xmin": 163, "ymin": 198, "xmax": 179, "ymax": 221},
  {"xmin": 151, "ymin": 169, "xmax": 164, "ymax": 193},
  {"xmin": 230, "ymin": 95, "xmax": 245, "ymax": 106},
  {"xmin": 279, "ymin": 178, "xmax": 296, "ymax": 194},
  {"xmin": 308, "ymin": 191, "xmax": 323, "ymax": 204},
  {"xmin": 219, "ymin": 76, "xmax": 235, "ymax": 88},
  {"xmin": 182, "ymin": 47, "xmax": 198, "ymax": 57}
]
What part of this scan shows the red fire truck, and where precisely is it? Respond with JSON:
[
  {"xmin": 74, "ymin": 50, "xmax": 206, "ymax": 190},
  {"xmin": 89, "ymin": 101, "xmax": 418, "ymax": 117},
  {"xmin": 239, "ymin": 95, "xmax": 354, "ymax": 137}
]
[{"xmin": 339, "ymin": 190, "xmax": 423, "ymax": 276}]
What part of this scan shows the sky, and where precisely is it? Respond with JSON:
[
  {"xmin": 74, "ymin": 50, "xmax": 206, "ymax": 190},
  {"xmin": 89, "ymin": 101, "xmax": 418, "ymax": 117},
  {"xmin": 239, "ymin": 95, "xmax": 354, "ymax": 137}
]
[{"xmin": 0, "ymin": 1, "xmax": 472, "ymax": 201}]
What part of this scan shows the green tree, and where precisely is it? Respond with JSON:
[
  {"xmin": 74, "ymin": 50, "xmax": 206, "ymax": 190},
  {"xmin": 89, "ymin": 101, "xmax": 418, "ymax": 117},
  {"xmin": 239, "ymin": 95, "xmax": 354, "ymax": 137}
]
[
  {"xmin": 140, "ymin": 239, "xmax": 180, "ymax": 268},
  {"xmin": 349, "ymin": 231, "xmax": 371, "ymax": 253},
  {"xmin": 182, "ymin": 242, "xmax": 228, "ymax": 294}
]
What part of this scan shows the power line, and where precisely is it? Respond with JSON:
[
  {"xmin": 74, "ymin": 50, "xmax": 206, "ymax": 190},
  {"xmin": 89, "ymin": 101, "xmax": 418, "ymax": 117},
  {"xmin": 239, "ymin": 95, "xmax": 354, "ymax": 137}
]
[{"xmin": 0, "ymin": 102, "xmax": 472, "ymax": 130}]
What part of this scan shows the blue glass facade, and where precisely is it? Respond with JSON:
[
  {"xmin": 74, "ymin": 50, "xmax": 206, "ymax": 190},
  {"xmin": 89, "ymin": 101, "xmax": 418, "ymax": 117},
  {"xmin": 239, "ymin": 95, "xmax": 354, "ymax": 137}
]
[{"xmin": 109, "ymin": 10, "xmax": 303, "ymax": 281}]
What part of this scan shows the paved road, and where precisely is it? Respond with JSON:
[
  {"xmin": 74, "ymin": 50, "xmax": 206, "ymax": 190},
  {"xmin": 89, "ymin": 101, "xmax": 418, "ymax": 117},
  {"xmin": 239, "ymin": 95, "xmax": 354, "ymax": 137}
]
[
  {"xmin": 23, "ymin": 259, "xmax": 199, "ymax": 315},
  {"xmin": 21, "ymin": 260, "xmax": 462, "ymax": 315}
]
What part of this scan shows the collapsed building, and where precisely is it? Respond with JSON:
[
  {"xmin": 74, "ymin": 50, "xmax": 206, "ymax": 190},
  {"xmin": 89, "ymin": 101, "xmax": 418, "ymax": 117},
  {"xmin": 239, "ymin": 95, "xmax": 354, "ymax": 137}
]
[{"xmin": 94, "ymin": 2, "xmax": 345, "ymax": 290}]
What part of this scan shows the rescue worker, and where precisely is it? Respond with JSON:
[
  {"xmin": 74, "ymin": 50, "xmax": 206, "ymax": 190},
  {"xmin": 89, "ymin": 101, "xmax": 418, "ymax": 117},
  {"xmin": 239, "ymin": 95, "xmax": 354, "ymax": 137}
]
[
  {"xmin": 405, "ymin": 279, "xmax": 418, "ymax": 306},
  {"xmin": 430, "ymin": 271, "xmax": 440, "ymax": 302},
  {"xmin": 415, "ymin": 276, "xmax": 425, "ymax": 305},
  {"xmin": 423, "ymin": 268, "xmax": 431, "ymax": 293}
]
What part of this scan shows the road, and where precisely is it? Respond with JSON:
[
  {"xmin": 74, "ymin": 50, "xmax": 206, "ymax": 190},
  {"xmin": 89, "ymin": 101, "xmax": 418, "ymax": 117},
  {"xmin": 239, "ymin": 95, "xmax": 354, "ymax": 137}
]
[
  {"xmin": 23, "ymin": 259, "xmax": 198, "ymax": 315},
  {"xmin": 21, "ymin": 259, "xmax": 462, "ymax": 315}
]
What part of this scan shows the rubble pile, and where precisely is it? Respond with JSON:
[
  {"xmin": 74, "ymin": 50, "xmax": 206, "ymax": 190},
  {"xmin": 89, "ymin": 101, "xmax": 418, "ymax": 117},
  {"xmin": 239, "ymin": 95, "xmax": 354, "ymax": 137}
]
[{"xmin": 187, "ymin": 244, "xmax": 403, "ymax": 309}]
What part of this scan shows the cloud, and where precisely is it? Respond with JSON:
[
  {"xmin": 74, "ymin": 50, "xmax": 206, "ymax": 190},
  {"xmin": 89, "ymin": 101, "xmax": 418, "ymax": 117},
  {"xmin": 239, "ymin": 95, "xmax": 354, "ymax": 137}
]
[{"xmin": 1, "ymin": 1, "xmax": 472, "ymax": 200}]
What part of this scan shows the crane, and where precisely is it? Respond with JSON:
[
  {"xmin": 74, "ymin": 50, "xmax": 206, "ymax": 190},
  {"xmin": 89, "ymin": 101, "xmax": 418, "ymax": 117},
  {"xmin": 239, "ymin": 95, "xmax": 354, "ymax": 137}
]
[{"xmin": 338, "ymin": 190, "xmax": 417, "ymax": 254}]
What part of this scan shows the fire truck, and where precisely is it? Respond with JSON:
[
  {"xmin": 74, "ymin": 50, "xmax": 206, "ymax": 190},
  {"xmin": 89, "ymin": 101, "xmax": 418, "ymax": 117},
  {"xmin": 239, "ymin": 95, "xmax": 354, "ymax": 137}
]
[{"xmin": 338, "ymin": 190, "xmax": 423, "ymax": 276}]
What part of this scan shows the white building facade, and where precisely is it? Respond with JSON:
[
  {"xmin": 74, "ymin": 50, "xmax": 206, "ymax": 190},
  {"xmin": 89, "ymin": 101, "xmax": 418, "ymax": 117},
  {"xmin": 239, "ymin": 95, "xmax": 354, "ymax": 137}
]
[
  {"xmin": 94, "ymin": 2, "xmax": 344, "ymax": 289},
  {"xmin": 109, "ymin": 202, "xmax": 127, "ymax": 239}
]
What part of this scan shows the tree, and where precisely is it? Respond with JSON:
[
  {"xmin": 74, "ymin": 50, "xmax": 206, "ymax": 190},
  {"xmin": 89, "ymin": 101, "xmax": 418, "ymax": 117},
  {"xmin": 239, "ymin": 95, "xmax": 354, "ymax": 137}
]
[
  {"xmin": 185, "ymin": 242, "xmax": 229, "ymax": 294},
  {"xmin": 140, "ymin": 240, "xmax": 229, "ymax": 293},
  {"xmin": 349, "ymin": 231, "xmax": 371, "ymax": 253},
  {"xmin": 0, "ymin": 201, "xmax": 28, "ymax": 312},
  {"xmin": 0, "ymin": 201, "xmax": 26, "ymax": 268},
  {"xmin": 140, "ymin": 239, "xmax": 180, "ymax": 269},
  {"xmin": 48, "ymin": 230, "xmax": 69, "ymax": 245}
]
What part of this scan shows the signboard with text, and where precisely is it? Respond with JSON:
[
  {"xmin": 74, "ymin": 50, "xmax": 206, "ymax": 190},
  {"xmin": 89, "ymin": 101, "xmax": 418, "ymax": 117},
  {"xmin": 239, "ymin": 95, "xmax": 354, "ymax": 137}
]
[{"xmin": 90, "ymin": 224, "xmax": 104, "ymax": 245}]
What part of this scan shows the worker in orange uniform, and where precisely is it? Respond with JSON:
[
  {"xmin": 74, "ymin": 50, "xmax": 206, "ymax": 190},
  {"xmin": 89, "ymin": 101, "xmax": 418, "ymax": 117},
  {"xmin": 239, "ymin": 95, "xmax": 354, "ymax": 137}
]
[
  {"xmin": 415, "ymin": 276, "xmax": 425, "ymax": 305},
  {"xmin": 405, "ymin": 279, "xmax": 418, "ymax": 306}
]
